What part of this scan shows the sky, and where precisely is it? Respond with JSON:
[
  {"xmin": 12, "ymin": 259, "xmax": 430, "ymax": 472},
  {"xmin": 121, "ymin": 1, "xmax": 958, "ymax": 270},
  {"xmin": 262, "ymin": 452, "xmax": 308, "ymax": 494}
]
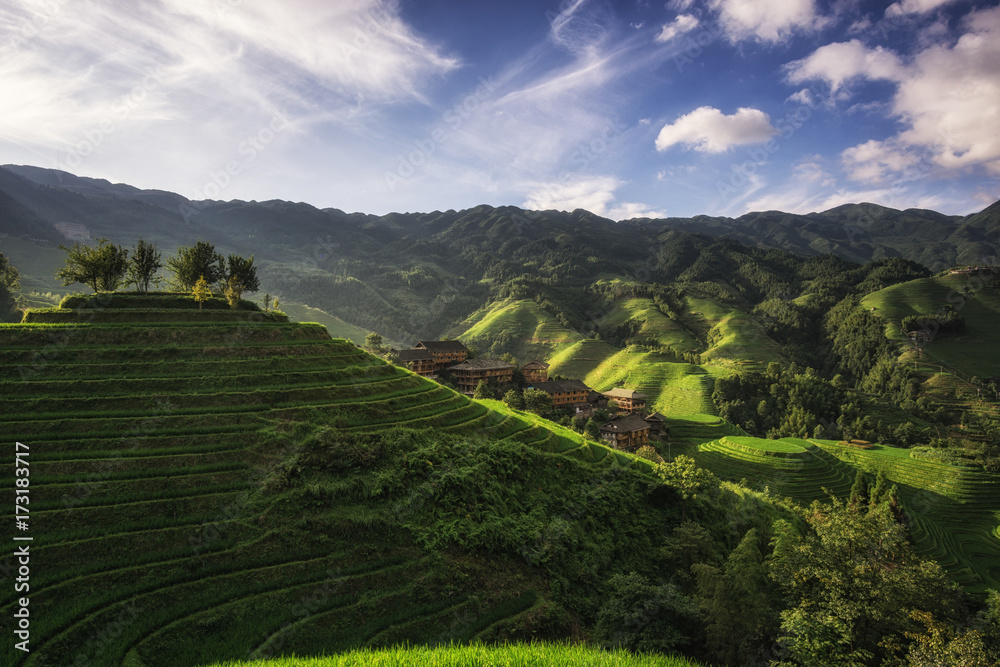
[{"xmin": 0, "ymin": 0, "xmax": 998, "ymax": 220}]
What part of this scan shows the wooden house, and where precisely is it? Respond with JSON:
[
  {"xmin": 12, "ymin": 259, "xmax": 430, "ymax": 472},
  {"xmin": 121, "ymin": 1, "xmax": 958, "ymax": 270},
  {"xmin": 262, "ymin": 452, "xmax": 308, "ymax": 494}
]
[
  {"xmin": 599, "ymin": 414, "xmax": 650, "ymax": 451},
  {"xmin": 395, "ymin": 348, "xmax": 436, "ymax": 377},
  {"xmin": 448, "ymin": 358, "xmax": 516, "ymax": 394},
  {"xmin": 528, "ymin": 379, "xmax": 591, "ymax": 410},
  {"xmin": 521, "ymin": 360, "xmax": 550, "ymax": 383},
  {"xmin": 643, "ymin": 412, "xmax": 669, "ymax": 439},
  {"xmin": 603, "ymin": 387, "xmax": 647, "ymax": 414},
  {"xmin": 414, "ymin": 340, "xmax": 469, "ymax": 370}
]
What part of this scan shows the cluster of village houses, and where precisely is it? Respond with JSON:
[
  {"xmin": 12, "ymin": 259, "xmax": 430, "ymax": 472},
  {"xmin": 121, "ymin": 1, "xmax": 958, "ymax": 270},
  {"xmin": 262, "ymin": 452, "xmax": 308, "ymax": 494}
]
[{"xmin": 395, "ymin": 340, "xmax": 667, "ymax": 452}]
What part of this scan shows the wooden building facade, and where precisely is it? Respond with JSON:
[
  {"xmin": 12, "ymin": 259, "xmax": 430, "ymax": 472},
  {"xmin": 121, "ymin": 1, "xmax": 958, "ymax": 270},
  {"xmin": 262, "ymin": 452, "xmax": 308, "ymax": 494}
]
[{"xmin": 448, "ymin": 358, "xmax": 516, "ymax": 394}]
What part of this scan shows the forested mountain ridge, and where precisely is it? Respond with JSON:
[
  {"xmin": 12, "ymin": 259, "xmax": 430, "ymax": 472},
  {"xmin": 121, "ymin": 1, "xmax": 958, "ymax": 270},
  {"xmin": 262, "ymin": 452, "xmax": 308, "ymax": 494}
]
[{"xmin": 3, "ymin": 164, "xmax": 996, "ymax": 346}]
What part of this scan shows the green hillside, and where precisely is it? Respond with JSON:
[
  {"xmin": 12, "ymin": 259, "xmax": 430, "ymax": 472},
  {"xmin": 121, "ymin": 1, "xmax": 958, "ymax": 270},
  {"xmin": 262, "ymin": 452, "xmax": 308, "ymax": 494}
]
[
  {"xmin": 280, "ymin": 302, "xmax": 370, "ymax": 346},
  {"xmin": 862, "ymin": 272, "xmax": 1000, "ymax": 377},
  {"xmin": 668, "ymin": 417, "xmax": 1000, "ymax": 593},
  {"xmin": 0, "ymin": 294, "xmax": 710, "ymax": 665},
  {"xmin": 451, "ymin": 298, "xmax": 582, "ymax": 360}
]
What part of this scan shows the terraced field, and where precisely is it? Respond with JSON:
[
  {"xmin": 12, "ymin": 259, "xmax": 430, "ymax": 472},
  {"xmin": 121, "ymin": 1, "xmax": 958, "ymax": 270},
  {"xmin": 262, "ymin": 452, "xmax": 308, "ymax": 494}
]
[
  {"xmin": 0, "ymin": 295, "xmax": 639, "ymax": 665},
  {"xmin": 451, "ymin": 298, "xmax": 582, "ymax": 360},
  {"xmin": 862, "ymin": 273, "xmax": 1000, "ymax": 377},
  {"xmin": 670, "ymin": 416, "xmax": 1000, "ymax": 592}
]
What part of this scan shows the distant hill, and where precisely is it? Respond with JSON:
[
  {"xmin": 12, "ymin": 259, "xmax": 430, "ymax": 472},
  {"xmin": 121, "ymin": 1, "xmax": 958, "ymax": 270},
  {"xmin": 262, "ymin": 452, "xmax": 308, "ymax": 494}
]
[{"xmin": 1, "ymin": 163, "xmax": 996, "ymax": 348}]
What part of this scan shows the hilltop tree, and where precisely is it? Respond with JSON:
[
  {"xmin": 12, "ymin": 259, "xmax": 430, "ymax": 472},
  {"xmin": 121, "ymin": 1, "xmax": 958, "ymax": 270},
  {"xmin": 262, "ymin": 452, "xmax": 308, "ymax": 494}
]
[
  {"xmin": 226, "ymin": 253, "xmax": 259, "ymax": 294},
  {"xmin": 192, "ymin": 275, "xmax": 211, "ymax": 309},
  {"xmin": 127, "ymin": 239, "xmax": 162, "ymax": 293},
  {"xmin": 56, "ymin": 238, "xmax": 129, "ymax": 292},
  {"xmin": 0, "ymin": 251, "xmax": 21, "ymax": 322},
  {"xmin": 167, "ymin": 241, "xmax": 225, "ymax": 290}
]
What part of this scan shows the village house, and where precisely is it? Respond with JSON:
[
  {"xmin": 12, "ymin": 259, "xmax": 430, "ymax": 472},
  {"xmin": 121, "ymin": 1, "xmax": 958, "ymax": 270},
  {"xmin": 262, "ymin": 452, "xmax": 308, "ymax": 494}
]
[
  {"xmin": 643, "ymin": 412, "xmax": 669, "ymax": 439},
  {"xmin": 603, "ymin": 387, "xmax": 647, "ymax": 414},
  {"xmin": 528, "ymin": 379, "xmax": 591, "ymax": 410},
  {"xmin": 448, "ymin": 358, "xmax": 516, "ymax": 395},
  {"xmin": 395, "ymin": 348, "xmax": 436, "ymax": 377},
  {"xmin": 599, "ymin": 413, "xmax": 650, "ymax": 451},
  {"xmin": 414, "ymin": 340, "xmax": 469, "ymax": 370},
  {"xmin": 521, "ymin": 359, "xmax": 550, "ymax": 383}
]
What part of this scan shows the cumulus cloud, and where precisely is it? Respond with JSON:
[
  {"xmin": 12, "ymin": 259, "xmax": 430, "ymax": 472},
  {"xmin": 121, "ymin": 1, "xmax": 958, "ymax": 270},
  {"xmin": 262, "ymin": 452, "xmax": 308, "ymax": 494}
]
[
  {"xmin": 655, "ymin": 107, "xmax": 778, "ymax": 153},
  {"xmin": 794, "ymin": 6, "xmax": 1000, "ymax": 181},
  {"xmin": 655, "ymin": 14, "xmax": 699, "ymax": 43},
  {"xmin": 522, "ymin": 176, "xmax": 665, "ymax": 220},
  {"xmin": 785, "ymin": 39, "xmax": 903, "ymax": 92},
  {"xmin": 841, "ymin": 139, "xmax": 918, "ymax": 183},
  {"xmin": 709, "ymin": 0, "xmax": 825, "ymax": 43}
]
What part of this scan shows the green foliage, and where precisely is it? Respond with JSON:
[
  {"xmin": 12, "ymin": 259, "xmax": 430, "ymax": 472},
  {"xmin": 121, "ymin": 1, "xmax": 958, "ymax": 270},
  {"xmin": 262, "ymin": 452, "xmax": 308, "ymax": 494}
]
[
  {"xmin": 523, "ymin": 387, "xmax": 552, "ymax": 415},
  {"xmin": 503, "ymin": 388, "xmax": 524, "ymax": 410},
  {"xmin": 693, "ymin": 528, "xmax": 779, "ymax": 666},
  {"xmin": 769, "ymin": 498, "xmax": 963, "ymax": 666},
  {"xmin": 654, "ymin": 455, "xmax": 719, "ymax": 501},
  {"xmin": 192, "ymin": 275, "xmax": 211, "ymax": 309},
  {"xmin": 127, "ymin": 238, "xmax": 163, "ymax": 293},
  {"xmin": 595, "ymin": 571, "xmax": 700, "ymax": 653},
  {"xmin": 0, "ymin": 251, "xmax": 20, "ymax": 322},
  {"xmin": 167, "ymin": 240, "xmax": 225, "ymax": 290},
  {"xmin": 226, "ymin": 252, "xmax": 259, "ymax": 293},
  {"xmin": 55, "ymin": 238, "xmax": 129, "ymax": 292}
]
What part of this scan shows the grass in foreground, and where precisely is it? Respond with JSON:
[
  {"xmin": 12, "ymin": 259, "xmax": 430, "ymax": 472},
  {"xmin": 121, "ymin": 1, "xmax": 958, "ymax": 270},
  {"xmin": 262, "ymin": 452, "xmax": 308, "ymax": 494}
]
[{"xmin": 205, "ymin": 643, "xmax": 703, "ymax": 667}]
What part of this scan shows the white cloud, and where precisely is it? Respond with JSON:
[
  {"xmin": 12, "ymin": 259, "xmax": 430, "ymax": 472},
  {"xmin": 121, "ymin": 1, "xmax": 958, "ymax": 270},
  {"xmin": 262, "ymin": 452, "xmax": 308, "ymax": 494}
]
[
  {"xmin": 709, "ymin": 0, "xmax": 825, "ymax": 43},
  {"xmin": 886, "ymin": 0, "xmax": 958, "ymax": 18},
  {"xmin": 841, "ymin": 139, "xmax": 919, "ymax": 183},
  {"xmin": 823, "ymin": 7, "xmax": 1000, "ymax": 181},
  {"xmin": 0, "ymin": 1, "xmax": 459, "ymax": 152},
  {"xmin": 522, "ymin": 176, "xmax": 665, "ymax": 220},
  {"xmin": 655, "ymin": 107, "xmax": 778, "ymax": 153},
  {"xmin": 655, "ymin": 14, "xmax": 699, "ymax": 43},
  {"xmin": 785, "ymin": 39, "xmax": 903, "ymax": 92}
]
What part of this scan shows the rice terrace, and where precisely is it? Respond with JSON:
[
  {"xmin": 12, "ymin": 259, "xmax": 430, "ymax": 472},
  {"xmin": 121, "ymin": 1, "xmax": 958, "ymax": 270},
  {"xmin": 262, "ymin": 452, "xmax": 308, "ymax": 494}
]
[{"xmin": 4, "ymin": 1, "xmax": 1000, "ymax": 664}]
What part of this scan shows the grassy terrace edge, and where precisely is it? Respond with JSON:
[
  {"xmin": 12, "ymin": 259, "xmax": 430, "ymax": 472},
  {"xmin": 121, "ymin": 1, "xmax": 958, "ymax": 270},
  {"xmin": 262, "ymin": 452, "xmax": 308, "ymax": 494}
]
[{"xmin": 205, "ymin": 643, "xmax": 704, "ymax": 667}]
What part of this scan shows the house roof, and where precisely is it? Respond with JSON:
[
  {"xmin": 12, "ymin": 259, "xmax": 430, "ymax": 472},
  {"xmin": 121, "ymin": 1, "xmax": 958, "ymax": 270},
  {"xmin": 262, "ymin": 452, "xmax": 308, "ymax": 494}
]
[
  {"xmin": 396, "ymin": 349, "xmax": 434, "ymax": 362},
  {"xmin": 521, "ymin": 359, "xmax": 550, "ymax": 370},
  {"xmin": 644, "ymin": 412, "xmax": 667, "ymax": 423},
  {"xmin": 415, "ymin": 340, "xmax": 469, "ymax": 354},
  {"xmin": 528, "ymin": 379, "xmax": 590, "ymax": 395},
  {"xmin": 604, "ymin": 387, "xmax": 647, "ymax": 400},
  {"xmin": 449, "ymin": 358, "xmax": 516, "ymax": 371},
  {"xmin": 600, "ymin": 414, "xmax": 650, "ymax": 434}
]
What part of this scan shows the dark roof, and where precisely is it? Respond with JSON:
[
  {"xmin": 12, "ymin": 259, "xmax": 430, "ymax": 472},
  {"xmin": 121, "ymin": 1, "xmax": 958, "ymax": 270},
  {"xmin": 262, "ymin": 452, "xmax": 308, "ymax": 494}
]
[
  {"xmin": 521, "ymin": 359, "xmax": 550, "ymax": 369},
  {"xmin": 644, "ymin": 412, "xmax": 667, "ymax": 423},
  {"xmin": 528, "ymin": 379, "xmax": 590, "ymax": 395},
  {"xmin": 587, "ymin": 390, "xmax": 608, "ymax": 404},
  {"xmin": 600, "ymin": 414, "xmax": 650, "ymax": 434},
  {"xmin": 396, "ymin": 349, "xmax": 433, "ymax": 362},
  {"xmin": 604, "ymin": 387, "xmax": 647, "ymax": 400},
  {"xmin": 449, "ymin": 358, "xmax": 516, "ymax": 371},
  {"xmin": 416, "ymin": 340, "xmax": 468, "ymax": 354}
]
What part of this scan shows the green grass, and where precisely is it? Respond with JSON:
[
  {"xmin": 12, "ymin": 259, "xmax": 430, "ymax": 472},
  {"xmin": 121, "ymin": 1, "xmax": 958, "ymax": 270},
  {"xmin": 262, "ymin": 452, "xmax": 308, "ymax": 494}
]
[
  {"xmin": 862, "ymin": 274, "xmax": 1000, "ymax": 377},
  {"xmin": 281, "ymin": 302, "xmax": 370, "ymax": 345},
  {"xmin": 202, "ymin": 643, "xmax": 704, "ymax": 667},
  {"xmin": 452, "ymin": 298, "xmax": 582, "ymax": 359}
]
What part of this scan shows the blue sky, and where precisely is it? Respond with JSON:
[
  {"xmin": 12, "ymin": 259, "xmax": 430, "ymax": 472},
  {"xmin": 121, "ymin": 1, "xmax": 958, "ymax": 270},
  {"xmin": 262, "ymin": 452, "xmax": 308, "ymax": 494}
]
[{"xmin": 1, "ymin": 0, "xmax": 998, "ymax": 219}]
